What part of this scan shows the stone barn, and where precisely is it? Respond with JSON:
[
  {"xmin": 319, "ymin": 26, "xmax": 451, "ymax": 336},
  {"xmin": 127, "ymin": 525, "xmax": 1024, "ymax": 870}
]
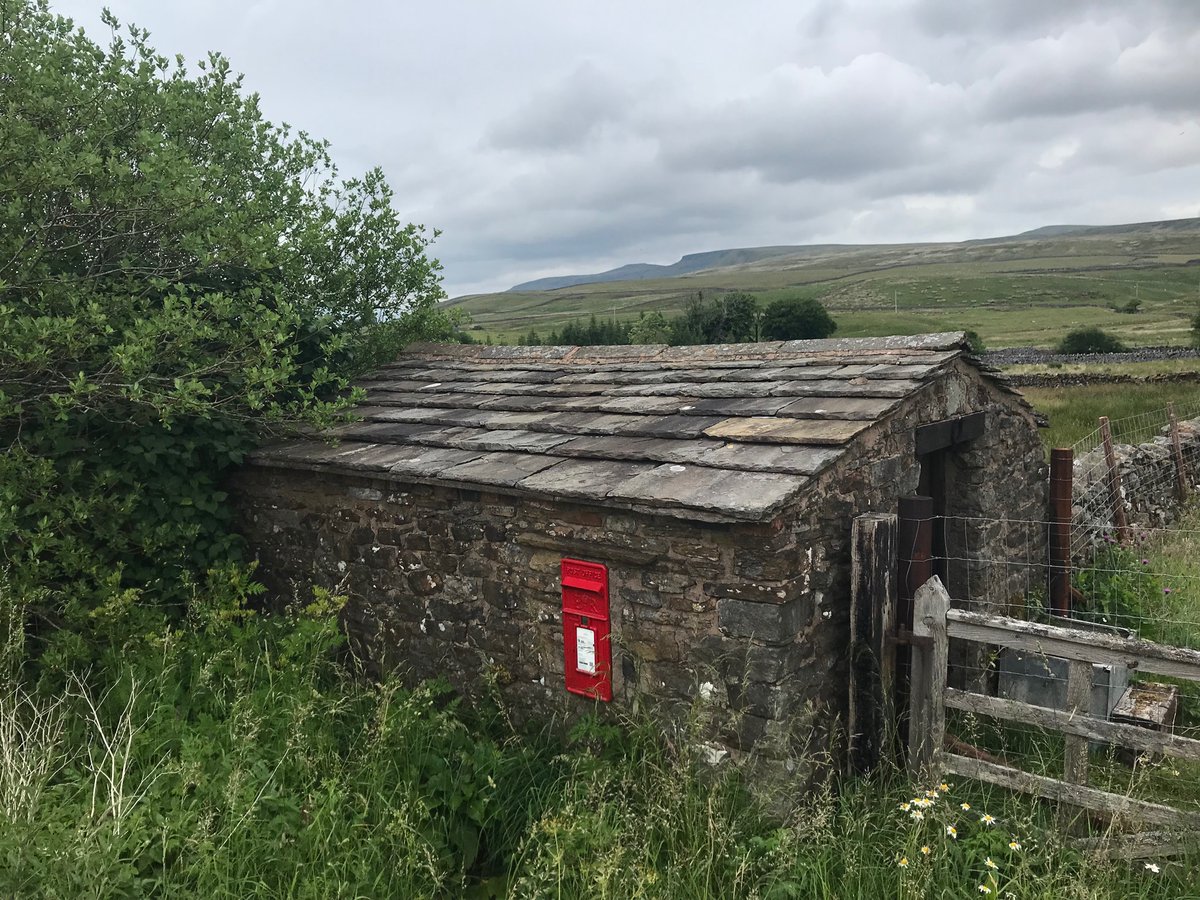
[{"xmin": 232, "ymin": 333, "xmax": 1045, "ymax": 763}]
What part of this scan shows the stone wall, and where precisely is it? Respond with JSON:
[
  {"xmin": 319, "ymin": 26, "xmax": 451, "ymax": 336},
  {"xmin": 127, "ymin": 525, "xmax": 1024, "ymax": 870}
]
[
  {"xmin": 1074, "ymin": 417, "xmax": 1200, "ymax": 534},
  {"xmin": 230, "ymin": 360, "xmax": 1046, "ymax": 766}
]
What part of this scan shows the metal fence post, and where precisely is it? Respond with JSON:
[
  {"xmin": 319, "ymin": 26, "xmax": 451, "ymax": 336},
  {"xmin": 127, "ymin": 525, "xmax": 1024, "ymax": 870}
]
[{"xmin": 1049, "ymin": 448, "xmax": 1074, "ymax": 617}]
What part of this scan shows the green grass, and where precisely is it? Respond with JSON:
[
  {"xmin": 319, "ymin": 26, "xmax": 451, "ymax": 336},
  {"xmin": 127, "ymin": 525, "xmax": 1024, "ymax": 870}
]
[
  {"xmin": 449, "ymin": 228, "xmax": 1200, "ymax": 349},
  {"xmin": 4, "ymin": 576, "xmax": 1196, "ymax": 898},
  {"xmin": 1021, "ymin": 383, "xmax": 1200, "ymax": 451}
]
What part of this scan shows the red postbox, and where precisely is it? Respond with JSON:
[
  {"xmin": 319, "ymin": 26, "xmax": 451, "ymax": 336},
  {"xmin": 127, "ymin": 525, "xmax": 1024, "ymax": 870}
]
[{"xmin": 561, "ymin": 558, "xmax": 612, "ymax": 701}]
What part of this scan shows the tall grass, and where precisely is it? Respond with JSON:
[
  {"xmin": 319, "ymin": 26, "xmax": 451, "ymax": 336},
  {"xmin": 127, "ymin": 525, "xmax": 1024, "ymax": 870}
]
[
  {"xmin": 0, "ymin": 572, "xmax": 1195, "ymax": 897},
  {"xmin": 1022, "ymin": 383, "xmax": 1200, "ymax": 451}
]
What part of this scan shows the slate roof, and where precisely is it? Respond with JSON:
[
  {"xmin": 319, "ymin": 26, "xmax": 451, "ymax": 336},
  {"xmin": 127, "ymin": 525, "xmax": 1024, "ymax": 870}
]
[{"xmin": 251, "ymin": 333, "xmax": 1015, "ymax": 522}]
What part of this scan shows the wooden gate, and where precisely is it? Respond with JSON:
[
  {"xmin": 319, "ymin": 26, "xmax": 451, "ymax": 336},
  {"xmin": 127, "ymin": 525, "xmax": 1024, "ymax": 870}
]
[{"xmin": 908, "ymin": 576, "xmax": 1200, "ymax": 850}]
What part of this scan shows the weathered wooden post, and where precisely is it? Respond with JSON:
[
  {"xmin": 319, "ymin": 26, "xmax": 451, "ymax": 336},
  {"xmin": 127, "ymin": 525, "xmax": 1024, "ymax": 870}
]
[
  {"xmin": 898, "ymin": 496, "xmax": 934, "ymax": 752},
  {"xmin": 849, "ymin": 513, "xmax": 898, "ymax": 774},
  {"xmin": 1063, "ymin": 659, "xmax": 1091, "ymax": 789},
  {"xmin": 1098, "ymin": 416, "xmax": 1130, "ymax": 543},
  {"xmin": 909, "ymin": 576, "xmax": 950, "ymax": 779},
  {"xmin": 1048, "ymin": 448, "xmax": 1074, "ymax": 617},
  {"xmin": 1168, "ymin": 403, "xmax": 1190, "ymax": 501}
]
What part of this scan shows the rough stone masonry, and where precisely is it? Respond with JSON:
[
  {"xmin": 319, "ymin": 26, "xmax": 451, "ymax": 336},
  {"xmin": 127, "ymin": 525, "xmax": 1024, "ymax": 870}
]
[{"xmin": 231, "ymin": 334, "xmax": 1045, "ymax": 767}]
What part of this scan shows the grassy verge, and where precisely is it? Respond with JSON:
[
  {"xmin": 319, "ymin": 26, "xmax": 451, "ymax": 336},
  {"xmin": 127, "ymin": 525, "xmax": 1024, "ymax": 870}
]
[{"xmin": 2, "ymin": 577, "xmax": 1195, "ymax": 898}]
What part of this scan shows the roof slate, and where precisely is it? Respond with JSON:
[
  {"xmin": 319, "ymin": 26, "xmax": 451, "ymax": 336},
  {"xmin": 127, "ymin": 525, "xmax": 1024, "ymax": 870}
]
[{"xmin": 251, "ymin": 332, "xmax": 1003, "ymax": 521}]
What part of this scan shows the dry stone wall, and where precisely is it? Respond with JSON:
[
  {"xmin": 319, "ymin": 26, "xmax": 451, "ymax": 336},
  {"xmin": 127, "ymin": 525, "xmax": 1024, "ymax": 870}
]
[{"xmin": 1074, "ymin": 417, "xmax": 1200, "ymax": 534}]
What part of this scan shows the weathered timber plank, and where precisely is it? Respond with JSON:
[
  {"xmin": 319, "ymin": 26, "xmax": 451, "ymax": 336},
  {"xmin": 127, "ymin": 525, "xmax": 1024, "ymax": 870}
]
[
  {"xmin": 945, "ymin": 609, "xmax": 1200, "ymax": 681},
  {"xmin": 1073, "ymin": 831, "xmax": 1200, "ymax": 860},
  {"xmin": 849, "ymin": 513, "xmax": 898, "ymax": 774},
  {"xmin": 909, "ymin": 577, "xmax": 951, "ymax": 778},
  {"xmin": 703, "ymin": 416, "xmax": 869, "ymax": 445},
  {"xmin": 1064, "ymin": 659, "xmax": 1091, "ymax": 786},
  {"xmin": 944, "ymin": 688, "xmax": 1200, "ymax": 761},
  {"xmin": 941, "ymin": 753, "xmax": 1200, "ymax": 828}
]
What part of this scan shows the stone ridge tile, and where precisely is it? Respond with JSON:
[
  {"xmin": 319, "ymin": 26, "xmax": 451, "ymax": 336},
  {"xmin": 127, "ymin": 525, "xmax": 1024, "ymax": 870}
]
[
  {"xmin": 861, "ymin": 363, "xmax": 941, "ymax": 379},
  {"xmin": 516, "ymin": 458, "xmax": 657, "ymax": 501},
  {"xmin": 776, "ymin": 333, "xmax": 965, "ymax": 353},
  {"xmin": 696, "ymin": 443, "xmax": 842, "ymax": 476},
  {"xmin": 655, "ymin": 342, "xmax": 786, "ymax": 360},
  {"xmin": 608, "ymin": 464, "xmax": 803, "ymax": 517},
  {"xmin": 703, "ymin": 417, "xmax": 870, "ymax": 446},
  {"xmin": 567, "ymin": 345, "xmax": 668, "ymax": 361},
  {"xmin": 775, "ymin": 396, "xmax": 902, "ymax": 421},
  {"xmin": 437, "ymin": 451, "xmax": 562, "ymax": 486}
]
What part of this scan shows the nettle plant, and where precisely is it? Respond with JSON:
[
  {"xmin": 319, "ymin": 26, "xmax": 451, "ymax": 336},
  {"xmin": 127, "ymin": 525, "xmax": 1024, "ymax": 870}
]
[{"xmin": 1073, "ymin": 533, "xmax": 1166, "ymax": 629}]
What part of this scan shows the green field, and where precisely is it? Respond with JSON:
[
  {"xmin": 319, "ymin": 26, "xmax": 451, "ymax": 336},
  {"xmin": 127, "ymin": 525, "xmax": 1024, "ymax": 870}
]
[{"xmin": 448, "ymin": 223, "xmax": 1200, "ymax": 348}]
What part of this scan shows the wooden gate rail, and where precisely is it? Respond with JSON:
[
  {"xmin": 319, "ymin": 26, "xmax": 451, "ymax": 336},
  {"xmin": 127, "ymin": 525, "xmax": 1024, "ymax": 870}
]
[{"xmin": 909, "ymin": 577, "xmax": 1200, "ymax": 830}]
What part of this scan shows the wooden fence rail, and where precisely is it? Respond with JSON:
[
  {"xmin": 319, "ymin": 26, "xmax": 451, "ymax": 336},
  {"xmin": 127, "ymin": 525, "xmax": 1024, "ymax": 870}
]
[{"xmin": 909, "ymin": 577, "xmax": 1200, "ymax": 832}]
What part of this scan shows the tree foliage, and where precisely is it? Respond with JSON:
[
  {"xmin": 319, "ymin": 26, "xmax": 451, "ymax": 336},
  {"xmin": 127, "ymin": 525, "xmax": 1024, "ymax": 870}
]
[
  {"xmin": 1055, "ymin": 326, "xmax": 1127, "ymax": 354},
  {"xmin": 0, "ymin": 1, "xmax": 452, "ymax": 626},
  {"xmin": 759, "ymin": 296, "xmax": 837, "ymax": 341}
]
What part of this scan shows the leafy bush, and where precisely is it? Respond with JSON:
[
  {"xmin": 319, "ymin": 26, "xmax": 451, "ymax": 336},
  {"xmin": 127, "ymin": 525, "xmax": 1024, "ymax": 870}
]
[
  {"xmin": 0, "ymin": 1, "xmax": 452, "ymax": 624},
  {"xmin": 1055, "ymin": 326, "xmax": 1127, "ymax": 354},
  {"xmin": 760, "ymin": 297, "xmax": 837, "ymax": 341}
]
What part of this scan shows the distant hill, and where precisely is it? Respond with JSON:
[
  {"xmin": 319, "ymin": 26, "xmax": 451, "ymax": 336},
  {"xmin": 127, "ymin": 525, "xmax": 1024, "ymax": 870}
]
[
  {"xmin": 449, "ymin": 216, "xmax": 1200, "ymax": 350},
  {"xmin": 510, "ymin": 246, "xmax": 814, "ymax": 291},
  {"xmin": 509, "ymin": 218, "xmax": 1200, "ymax": 292}
]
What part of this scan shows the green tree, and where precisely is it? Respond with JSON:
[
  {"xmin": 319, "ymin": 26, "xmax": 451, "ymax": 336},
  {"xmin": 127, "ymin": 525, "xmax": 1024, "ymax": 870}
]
[
  {"xmin": 1055, "ymin": 327, "xmax": 1126, "ymax": 354},
  {"xmin": 1192, "ymin": 309, "xmax": 1200, "ymax": 348},
  {"xmin": 629, "ymin": 311, "xmax": 672, "ymax": 345},
  {"xmin": 760, "ymin": 297, "xmax": 837, "ymax": 341},
  {"xmin": 0, "ymin": 1, "xmax": 451, "ymax": 627}
]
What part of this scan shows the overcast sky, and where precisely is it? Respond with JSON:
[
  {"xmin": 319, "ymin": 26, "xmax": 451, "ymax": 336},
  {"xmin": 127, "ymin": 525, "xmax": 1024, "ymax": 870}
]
[{"xmin": 53, "ymin": 1, "xmax": 1200, "ymax": 296}]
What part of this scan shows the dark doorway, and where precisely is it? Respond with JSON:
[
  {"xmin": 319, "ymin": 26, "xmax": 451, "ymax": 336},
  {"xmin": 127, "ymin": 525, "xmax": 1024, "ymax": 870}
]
[{"xmin": 915, "ymin": 412, "xmax": 986, "ymax": 594}]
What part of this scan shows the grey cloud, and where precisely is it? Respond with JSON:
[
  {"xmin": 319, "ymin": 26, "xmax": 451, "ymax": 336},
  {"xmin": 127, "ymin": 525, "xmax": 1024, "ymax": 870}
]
[
  {"xmin": 47, "ymin": 0, "xmax": 1200, "ymax": 296},
  {"xmin": 486, "ymin": 63, "xmax": 634, "ymax": 152}
]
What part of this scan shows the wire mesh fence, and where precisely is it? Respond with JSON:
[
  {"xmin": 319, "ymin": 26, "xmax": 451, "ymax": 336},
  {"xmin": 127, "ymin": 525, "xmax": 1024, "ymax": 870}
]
[
  {"xmin": 1071, "ymin": 402, "xmax": 1200, "ymax": 556},
  {"xmin": 931, "ymin": 510, "xmax": 1200, "ymax": 820}
]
